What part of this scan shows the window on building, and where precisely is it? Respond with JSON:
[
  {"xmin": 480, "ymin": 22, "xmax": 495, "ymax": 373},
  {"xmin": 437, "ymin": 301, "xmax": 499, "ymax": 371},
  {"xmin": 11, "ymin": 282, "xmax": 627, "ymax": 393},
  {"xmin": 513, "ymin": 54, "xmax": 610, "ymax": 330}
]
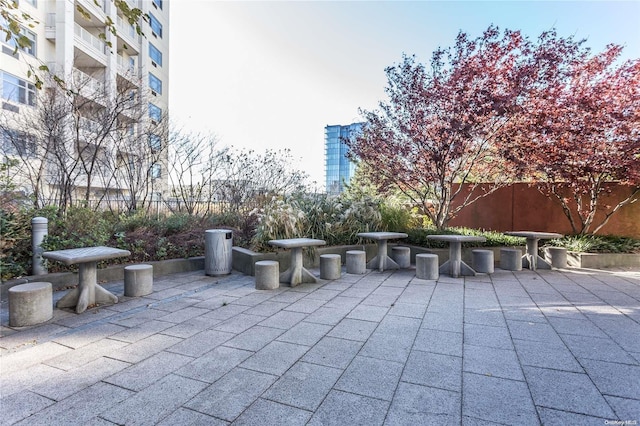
[
  {"xmin": 20, "ymin": 28, "xmax": 37, "ymax": 56},
  {"xmin": 2, "ymin": 72, "xmax": 36, "ymax": 106},
  {"xmin": 149, "ymin": 73, "xmax": 162, "ymax": 94},
  {"xmin": 149, "ymin": 134, "xmax": 161, "ymax": 152},
  {"xmin": 149, "ymin": 103, "xmax": 161, "ymax": 121},
  {"xmin": 25, "ymin": 0, "xmax": 38, "ymax": 6},
  {"xmin": 149, "ymin": 14, "xmax": 162, "ymax": 38},
  {"xmin": 1, "ymin": 129, "xmax": 36, "ymax": 157},
  {"xmin": 152, "ymin": 0, "xmax": 162, "ymax": 10},
  {"xmin": 149, "ymin": 43, "xmax": 162, "ymax": 66},
  {"xmin": 0, "ymin": 18, "xmax": 37, "ymax": 56},
  {"xmin": 151, "ymin": 163, "xmax": 161, "ymax": 179}
]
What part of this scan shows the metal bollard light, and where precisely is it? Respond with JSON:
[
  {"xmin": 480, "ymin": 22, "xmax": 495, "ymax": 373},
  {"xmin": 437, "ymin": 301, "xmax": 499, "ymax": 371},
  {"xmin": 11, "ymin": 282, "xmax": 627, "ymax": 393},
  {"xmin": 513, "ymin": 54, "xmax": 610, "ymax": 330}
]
[{"xmin": 32, "ymin": 216, "xmax": 48, "ymax": 275}]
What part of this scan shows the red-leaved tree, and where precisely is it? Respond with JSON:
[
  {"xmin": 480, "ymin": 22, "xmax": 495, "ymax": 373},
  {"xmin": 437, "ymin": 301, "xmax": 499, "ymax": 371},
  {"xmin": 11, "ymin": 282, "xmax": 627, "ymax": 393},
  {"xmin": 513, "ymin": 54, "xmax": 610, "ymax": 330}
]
[
  {"xmin": 349, "ymin": 26, "xmax": 535, "ymax": 230},
  {"xmin": 499, "ymin": 31, "xmax": 640, "ymax": 234}
]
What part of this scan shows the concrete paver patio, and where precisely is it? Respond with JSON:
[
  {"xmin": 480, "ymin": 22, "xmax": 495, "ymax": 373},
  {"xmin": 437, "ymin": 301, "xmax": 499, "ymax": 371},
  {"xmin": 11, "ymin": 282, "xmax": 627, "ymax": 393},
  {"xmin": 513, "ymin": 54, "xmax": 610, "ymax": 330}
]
[{"xmin": 1, "ymin": 266, "xmax": 639, "ymax": 425}]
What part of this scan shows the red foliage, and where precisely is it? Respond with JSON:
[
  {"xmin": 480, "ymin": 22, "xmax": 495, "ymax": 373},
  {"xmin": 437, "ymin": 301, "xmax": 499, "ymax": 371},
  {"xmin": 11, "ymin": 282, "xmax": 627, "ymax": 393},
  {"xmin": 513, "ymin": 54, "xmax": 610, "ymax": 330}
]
[
  {"xmin": 350, "ymin": 26, "xmax": 639, "ymax": 233},
  {"xmin": 498, "ymin": 31, "xmax": 640, "ymax": 234},
  {"xmin": 349, "ymin": 26, "xmax": 535, "ymax": 229}
]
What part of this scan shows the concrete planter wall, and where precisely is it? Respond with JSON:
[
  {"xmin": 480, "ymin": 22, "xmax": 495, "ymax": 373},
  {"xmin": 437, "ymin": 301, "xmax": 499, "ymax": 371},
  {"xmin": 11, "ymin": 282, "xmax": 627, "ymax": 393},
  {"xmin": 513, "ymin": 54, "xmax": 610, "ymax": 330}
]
[{"xmin": 566, "ymin": 252, "xmax": 640, "ymax": 269}]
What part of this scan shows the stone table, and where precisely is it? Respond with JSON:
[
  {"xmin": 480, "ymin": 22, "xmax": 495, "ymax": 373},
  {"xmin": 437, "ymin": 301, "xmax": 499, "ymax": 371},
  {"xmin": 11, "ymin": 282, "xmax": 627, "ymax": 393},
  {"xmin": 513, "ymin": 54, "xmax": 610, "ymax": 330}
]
[
  {"xmin": 426, "ymin": 235, "xmax": 486, "ymax": 278},
  {"xmin": 42, "ymin": 246, "xmax": 131, "ymax": 313},
  {"xmin": 504, "ymin": 231, "xmax": 563, "ymax": 270},
  {"xmin": 357, "ymin": 232, "xmax": 409, "ymax": 272},
  {"xmin": 268, "ymin": 238, "xmax": 326, "ymax": 286}
]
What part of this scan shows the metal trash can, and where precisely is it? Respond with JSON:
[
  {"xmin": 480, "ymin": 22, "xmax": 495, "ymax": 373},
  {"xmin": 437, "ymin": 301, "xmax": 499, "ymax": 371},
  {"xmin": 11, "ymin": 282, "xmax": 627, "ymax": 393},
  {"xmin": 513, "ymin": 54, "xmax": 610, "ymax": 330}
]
[{"xmin": 205, "ymin": 229, "xmax": 233, "ymax": 276}]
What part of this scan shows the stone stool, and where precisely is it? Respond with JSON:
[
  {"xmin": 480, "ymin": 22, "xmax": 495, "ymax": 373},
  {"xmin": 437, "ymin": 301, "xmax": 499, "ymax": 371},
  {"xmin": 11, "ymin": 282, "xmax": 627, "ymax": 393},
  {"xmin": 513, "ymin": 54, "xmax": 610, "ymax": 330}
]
[
  {"xmin": 500, "ymin": 248, "xmax": 522, "ymax": 271},
  {"xmin": 391, "ymin": 246, "xmax": 411, "ymax": 269},
  {"xmin": 416, "ymin": 253, "xmax": 439, "ymax": 280},
  {"xmin": 124, "ymin": 264, "xmax": 154, "ymax": 297},
  {"xmin": 472, "ymin": 249, "xmax": 494, "ymax": 274},
  {"xmin": 346, "ymin": 250, "xmax": 366, "ymax": 274},
  {"xmin": 9, "ymin": 282, "xmax": 53, "ymax": 327},
  {"xmin": 320, "ymin": 254, "xmax": 341, "ymax": 280},
  {"xmin": 255, "ymin": 260, "xmax": 279, "ymax": 290},
  {"xmin": 545, "ymin": 247, "xmax": 568, "ymax": 269}
]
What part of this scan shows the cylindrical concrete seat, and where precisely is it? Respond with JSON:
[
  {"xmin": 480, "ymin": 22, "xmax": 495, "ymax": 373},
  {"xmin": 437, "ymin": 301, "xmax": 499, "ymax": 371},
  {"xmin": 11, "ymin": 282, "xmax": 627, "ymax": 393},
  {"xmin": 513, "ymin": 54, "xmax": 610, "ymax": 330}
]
[
  {"xmin": 545, "ymin": 247, "xmax": 568, "ymax": 269},
  {"xmin": 124, "ymin": 264, "xmax": 154, "ymax": 297},
  {"xmin": 346, "ymin": 250, "xmax": 366, "ymax": 274},
  {"xmin": 391, "ymin": 246, "xmax": 411, "ymax": 269},
  {"xmin": 416, "ymin": 253, "xmax": 439, "ymax": 280},
  {"xmin": 255, "ymin": 260, "xmax": 279, "ymax": 290},
  {"xmin": 500, "ymin": 248, "xmax": 522, "ymax": 271},
  {"xmin": 320, "ymin": 254, "xmax": 341, "ymax": 280},
  {"xmin": 472, "ymin": 249, "xmax": 494, "ymax": 274},
  {"xmin": 9, "ymin": 282, "xmax": 53, "ymax": 327}
]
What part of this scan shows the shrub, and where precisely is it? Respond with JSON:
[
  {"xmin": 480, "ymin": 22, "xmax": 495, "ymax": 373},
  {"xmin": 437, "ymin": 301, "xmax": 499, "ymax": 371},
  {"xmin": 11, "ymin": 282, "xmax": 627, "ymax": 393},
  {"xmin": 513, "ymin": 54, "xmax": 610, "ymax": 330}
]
[
  {"xmin": 42, "ymin": 207, "xmax": 115, "ymax": 253},
  {"xmin": 546, "ymin": 235, "xmax": 640, "ymax": 253},
  {"xmin": 251, "ymin": 193, "xmax": 384, "ymax": 251},
  {"xmin": 115, "ymin": 211, "xmax": 156, "ymax": 233},
  {"xmin": 379, "ymin": 201, "xmax": 422, "ymax": 232},
  {"xmin": 161, "ymin": 213, "xmax": 197, "ymax": 235},
  {"xmin": 407, "ymin": 227, "xmax": 526, "ymax": 248},
  {"xmin": 0, "ymin": 208, "xmax": 31, "ymax": 280},
  {"xmin": 3, "ymin": 193, "xmax": 639, "ymax": 283}
]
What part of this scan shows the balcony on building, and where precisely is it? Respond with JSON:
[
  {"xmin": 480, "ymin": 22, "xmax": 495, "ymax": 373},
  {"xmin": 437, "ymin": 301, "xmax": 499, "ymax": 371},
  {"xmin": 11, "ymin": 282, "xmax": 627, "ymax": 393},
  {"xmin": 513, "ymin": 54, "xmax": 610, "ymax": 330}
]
[
  {"xmin": 45, "ymin": 13, "xmax": 56, "ymax": 40},
  {"xmin": 112, "ymin": 87, "xmax": 141, "ymax": 122},
  {"xmin": 46, "ymin": 0, "xmax": 105, "ymax": 41},
  {"xmin": 116, "ymin": 15, "xmax": 141, "ymax": 54},
  {"xmin": 117, "ymin": 53, "xmax": 140, "ymax": 85},
  {"xmin": 74, "ymin": 22, "xmax": 107, "ymax": 66},
  {"xmin": 76, "ymin": 0, "xmax": 106, "ymax": 21},
  {"xmin": 71, "ymin": 67, "xmax": 107, "ymax": 104},
  {"xmin": 78, "ymin": 116, "xmax": 102, "ymax": 142}
]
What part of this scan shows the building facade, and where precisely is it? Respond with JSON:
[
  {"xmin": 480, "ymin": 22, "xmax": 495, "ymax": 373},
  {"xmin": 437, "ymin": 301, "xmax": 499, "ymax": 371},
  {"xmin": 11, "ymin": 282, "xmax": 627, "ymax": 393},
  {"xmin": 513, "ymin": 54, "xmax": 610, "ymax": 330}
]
[
  {"xmin": 0, "ymin": 0, "xmax": 169, "ymax": 210},
  {"xmin": 324, "ymin": 122, "xmax": 361, "ymax": 195}
]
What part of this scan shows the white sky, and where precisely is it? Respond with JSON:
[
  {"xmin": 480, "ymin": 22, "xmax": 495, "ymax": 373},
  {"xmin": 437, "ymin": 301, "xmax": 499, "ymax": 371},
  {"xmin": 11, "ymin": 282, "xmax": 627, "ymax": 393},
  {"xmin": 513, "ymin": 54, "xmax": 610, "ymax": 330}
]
[{"xmin": 169, "ymin": 1, "xmax": 640, "ymax": 187}]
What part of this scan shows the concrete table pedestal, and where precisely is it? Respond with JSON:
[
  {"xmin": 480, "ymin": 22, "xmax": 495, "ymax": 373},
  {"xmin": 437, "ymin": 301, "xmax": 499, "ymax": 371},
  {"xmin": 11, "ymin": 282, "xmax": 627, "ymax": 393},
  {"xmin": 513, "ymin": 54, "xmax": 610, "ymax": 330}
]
[
  {"xmin": 426, "ymin": 235, "xmax": 486, "ymax": 278},
  {"xmin": 357, "ymin": 232, "xmax": 409, "ymax": 272},
  {"xmin": 505, "ymin": 231, "xmax": 563, "ymax": 271},
  {"xmin": 43, "ymin": 246, "xmax": 131, "ymax": 313},
  {"xmin": 268, "ymin": 238, "xmax": 326, "ymax": 286}
]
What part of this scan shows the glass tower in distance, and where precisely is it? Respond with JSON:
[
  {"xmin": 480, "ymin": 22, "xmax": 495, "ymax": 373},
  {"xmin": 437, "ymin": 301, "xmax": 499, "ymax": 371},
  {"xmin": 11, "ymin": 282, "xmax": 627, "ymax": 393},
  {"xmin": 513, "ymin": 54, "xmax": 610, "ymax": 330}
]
[{"xmin": 324, "ymin": 123, "xmax": 362, "ymax": 195}]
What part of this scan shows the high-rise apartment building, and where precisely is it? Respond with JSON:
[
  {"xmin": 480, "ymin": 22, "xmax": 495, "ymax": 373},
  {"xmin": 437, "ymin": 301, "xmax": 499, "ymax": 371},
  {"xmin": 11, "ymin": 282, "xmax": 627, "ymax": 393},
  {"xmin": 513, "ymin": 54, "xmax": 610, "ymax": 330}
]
[
  {"xmin": 1, "ymin": 0, "xmax": 169, "ymax": 208},
  {"xmin": 324, "ymin": 122, "xmax": 361, "ymax": 195}
]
